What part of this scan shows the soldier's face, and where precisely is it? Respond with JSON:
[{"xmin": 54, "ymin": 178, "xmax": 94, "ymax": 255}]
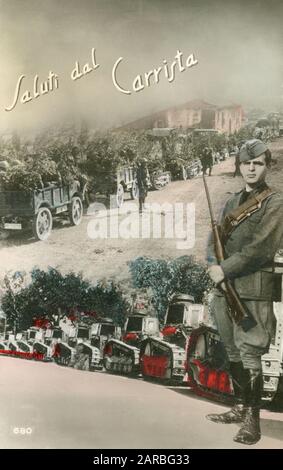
[{"xmin": 240, "ymin": 154, "xmax": 267, "ymax": 186}]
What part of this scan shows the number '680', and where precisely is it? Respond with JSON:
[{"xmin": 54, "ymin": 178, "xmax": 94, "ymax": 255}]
[{"xmin": 13, "ymin": 427, "xmax": 33, "ymax": 435}]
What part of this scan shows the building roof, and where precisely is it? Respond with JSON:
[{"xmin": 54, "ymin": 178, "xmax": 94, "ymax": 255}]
[
  {"xmin": 174, "ymin": 99, "xmax": 217, "ymax": 110},
  {"xmin": 117, "ymin": 99, "xmax": 217, "ymax": 130},
  {"xmin": 216, "ymin": 103, "xmax": 242, "ymax": 111}
]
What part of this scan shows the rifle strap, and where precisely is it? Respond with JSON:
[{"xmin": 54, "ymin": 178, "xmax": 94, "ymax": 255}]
[{"xmin": 221, "ymin": 188, "xmax": 275, "ymax": 241}]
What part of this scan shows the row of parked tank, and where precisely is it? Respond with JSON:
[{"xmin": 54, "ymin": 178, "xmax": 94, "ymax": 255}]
[
  {"xmin": 1, "ymin": 290, "xmax": 283, "ymax": 405},
  {"xmin": 0, "ymin": 319, "xmax": 119, "ymax": 371},
  {"xmin": 0, "ymin": 293, "xmax": 211, "ymax": 382}
]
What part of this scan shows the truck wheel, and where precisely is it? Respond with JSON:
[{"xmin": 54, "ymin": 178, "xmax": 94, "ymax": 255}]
[
  {"xmin": 116, "ymin": 184, "xmax": 124, "ymax": 208},
  {"xmin": 33, "ymin": 207, "xmax": 53, "ymax": 241},
  {"xmin": 130, "ymin": 181, "xmax": 138, "ymax": 200},
  {"xmin": 152, "ymin": 179, "xmax": 164, "ymax": 191},
  {"xmin": 69, "ymin": 196, "xmax": 83, "ymax": 226}
]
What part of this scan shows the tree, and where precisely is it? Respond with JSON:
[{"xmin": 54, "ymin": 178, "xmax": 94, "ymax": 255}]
[
  {"xmin": 77, "ymin": 120, "xmax": 90, "ymax": 161},
  {"xmin": 88, "ymin": 280, "xmax": 130, "ymax": 326},
  {"xmin": 233, "ymin": 125, "xmax": 255, "ymax": 144},
  {"xmin": 129, "ymin": 256, "xmax": 212, "ymax": 322},
  {"xmin": 1, "ymin": 272, "xmax": 27, "ymax": 332},
  {"xmin": 1, "ymin": 268, "xmax": 129, "ymax": 330}
]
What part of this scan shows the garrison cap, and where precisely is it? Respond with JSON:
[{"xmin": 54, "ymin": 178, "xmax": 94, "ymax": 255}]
[{"xmin": 239, "ymin": 139, "xmax": 268, "ymax": 163}]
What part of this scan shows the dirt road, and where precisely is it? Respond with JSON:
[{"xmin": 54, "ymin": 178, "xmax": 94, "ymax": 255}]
[{"xmin": 0, "ymin": 139, "xmax": 282, "ymax": 287}]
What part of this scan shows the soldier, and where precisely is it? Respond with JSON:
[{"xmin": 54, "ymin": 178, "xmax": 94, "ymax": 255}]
[
  {"xmin": 136, "ymin": 158, "xmax": 148, "ymax": 213},
  {"xmin": 206, "ymin": 139, "xmax": 283, "ymax": 445},
  {"xmin": 201, "ymin": 146, "xmax": 214, "ymax": 176},
  {"xmin": 232, "ymin": 146, "xmax": 241, "ymax": 177}
]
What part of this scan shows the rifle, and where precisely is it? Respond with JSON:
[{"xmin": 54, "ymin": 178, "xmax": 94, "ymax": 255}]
[{"xmin": 203, "ymin": 175, "xmax": 257, "ymax": 332}]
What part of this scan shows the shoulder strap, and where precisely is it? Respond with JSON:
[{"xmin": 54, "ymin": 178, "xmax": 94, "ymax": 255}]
[{"xmin": 221, "ymin": 188, "xmax": 275, "ymax": 241}]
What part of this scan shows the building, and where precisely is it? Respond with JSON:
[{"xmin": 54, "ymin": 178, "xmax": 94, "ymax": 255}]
[
  {"xmin": 214, "ymin": 104, "xmax": 243, "ymax": 134},
  {"xmin": 119, "ymin": 99, "xmax": 243, "ymax": 134},
  {"xmin": 119, "ymin": 99, "xmax": 216, "ymax": 130}
]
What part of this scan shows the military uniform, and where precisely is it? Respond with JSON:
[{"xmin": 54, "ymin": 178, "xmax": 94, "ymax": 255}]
[
  {"xmin": 208, "ymin": 182, "xmax": 283, "ymax": 369},
  {"xmin": 136, "ymin": 162, "xmax": 148, "ymax": 213},
  {"xmin": 200, "ymin": 147, "xmax": 213, "ymax": 176},
  {"xmin": 206, "ymin": 139, "xmax": 283, "ymax": 445}
]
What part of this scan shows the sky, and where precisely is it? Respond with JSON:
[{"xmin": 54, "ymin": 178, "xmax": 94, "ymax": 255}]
[{"xmin": 0, "ymin": 0, "xmax": 282, "ymax": 134}]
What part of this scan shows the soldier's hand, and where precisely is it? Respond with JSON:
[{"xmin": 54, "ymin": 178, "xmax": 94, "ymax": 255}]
[{"xmin": 207, "ymin": 265, "xmax": 225, "ymax": 284}]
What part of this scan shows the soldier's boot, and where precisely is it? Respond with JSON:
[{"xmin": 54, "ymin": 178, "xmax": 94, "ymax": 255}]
[
  {"xmin": 233, "ymin": 369, "xmax": 262, "ymax": 445},
  {"xmin": 206, "ymin": 362, "xmax": 247, "ymax": 424}
]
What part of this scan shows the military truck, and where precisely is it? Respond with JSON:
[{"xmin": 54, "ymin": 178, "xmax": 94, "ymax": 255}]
[
  {"xmin": 148, "ymin": 169, "xmax": 171, "ymax": 190},
  {"xmin": 184, "ymin": 159, "xmax": 202, "ymax": 179},
  {"xmin": 115, "ymin": 167, "xmax": 139, "ymax": 207},
  {"xmin": 87, "ymin": 164, "xmax": 171, "ymax": 209},
  {"xmin": 86, "ymin": 166, "xmax": 138, "ymax": 209},
  {"xmin": 0, "ymin": 180, "xmax": 87, "ymax": 240},
  {"xmin": 165, "ymin": 156, "xmax": 201, "ymax": 181}
]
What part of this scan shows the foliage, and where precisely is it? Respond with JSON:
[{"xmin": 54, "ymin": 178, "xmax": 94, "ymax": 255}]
[
  {"xmin": 1, "ymin": 126, "xmax": 84, "ymax": 190},
  {"xmin": 89, "ymin": 280, "xmax": 130, "ymax": 326},
  {"xmin": 211, "ymin": 133, "xmax": 227, "ymax": 152},
  {"xmin": 1, "ymin": 156, "xmax": 58, "ymax": 191},
  {"xmin": 1, "ymin": 268, "xmax": 129, "ymax": 331},
  {"xmin": 129, "ymin": 256, "xmax": 212, "ymax": 322},
  {"xmin": 165, "ymin": 133, "xmax": 187, "ymax": 160},
  {"xmin": 191, "ymin": 132, "xmax": 229, "ymax": 160},
  {"xmin": 0, "ymin": 124, "xmax": 232, "ymax": 192},
  {"xmin": 79, "ymin": 129, "xmax": 165, "ymax": 193},
  {"xmin": 79, "ymin": 133, "xmax": 119, "ymax": 194},
  {"xmin": 33, "ymin": 129, "xmax": 81, "ymax": 183},
  {"xmin": 0, "ymin": 132, "xmax": 31, "ymax": 161},
  {"xmin": 111, "ymin": 130, "xmax": 153, "ymax": 163},
  {"xmin": 232, "ymin": 125, "xmax": 255, "ymax": 146},
  {"xmin": 1, "ymin": 272, "xmax": 27, "ymax": 333},
  {"xmin": 150, "ymin": 131, "xmax": 194, "ymax": 179}
]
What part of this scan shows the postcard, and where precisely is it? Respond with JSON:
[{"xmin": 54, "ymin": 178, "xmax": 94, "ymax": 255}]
[{"xmin": 0, "ymin": 0, "xmax": 282, "ymax": 451}]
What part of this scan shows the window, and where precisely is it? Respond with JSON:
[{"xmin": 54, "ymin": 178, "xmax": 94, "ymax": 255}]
[
  {"xmin": 100, "ymin": 324, "xmax": 115, "ymax": 336},
  {"xmin": 126, "ymin": 316, "xmax": 143, "ymax": 332},
  {"xmin": 166, "ymin": 304, "xmax": 185, "ymax": 324}
]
